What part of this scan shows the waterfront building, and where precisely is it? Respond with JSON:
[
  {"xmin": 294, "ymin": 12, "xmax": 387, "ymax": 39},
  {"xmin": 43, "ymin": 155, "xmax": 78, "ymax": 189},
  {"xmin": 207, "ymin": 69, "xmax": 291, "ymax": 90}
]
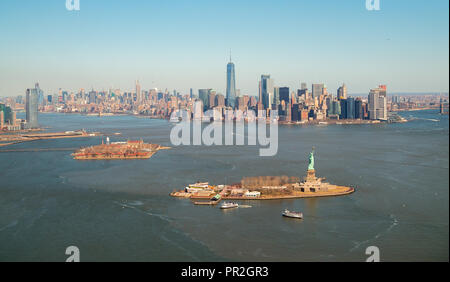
[
  {"xmin": 286, "ymin": 103, "xmax": 291, "ymax": 122},
  {"xmin": 300, "ymin": 109, "xmax": 309, "ymax": 121},
  {"xmin": 0, "ymin": 104, "xmax": 12, "ymax": 127},
  {"xmin": 368, "ymin": 90, "xmax": 379, "ymax": 120},
  {"xmin": 346, "ymin": 97, "xmax": 355, "ymax": 119},
  {"xmin": 355, "ymin": 98, "xmax": 363, "ymax": 119},
  {"xmin": 378, "ymin": 95, "xmax": 387, "ymax": 120},
  {"xmin": 340, "ymin": 99, "xmax": 347, "ymax": 119},
  {"xmin": 12, "ymin": 111, "xmax": 17, "ymax": 127},
  {"xmin": 226, "ymin": 56, "xmax": 236, "ymax": 108},
  {"xmin": 292, "ymin": 104, "xmax": 301, "ymax": 121},
  {"xmin": 26, "ymin": 84, "xmax": 39, "ymax": 129},
  {"xmin": 362, "ymin": 103, "xmax": 369, "ymax": 119},
  {"xmin": 368, "ymin": 86, "xmax": 388, "ymax": 120},
  {"xmin": 327, "ymin": 100, "xmax": 341, "ymax": 118}
]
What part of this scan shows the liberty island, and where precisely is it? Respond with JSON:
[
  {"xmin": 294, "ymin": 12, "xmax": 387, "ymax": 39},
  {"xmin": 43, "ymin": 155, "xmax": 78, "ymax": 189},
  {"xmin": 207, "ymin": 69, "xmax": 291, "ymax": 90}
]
[{"xmin": 171, "ymin": 148, "xmax": 355, "ymax": 202}]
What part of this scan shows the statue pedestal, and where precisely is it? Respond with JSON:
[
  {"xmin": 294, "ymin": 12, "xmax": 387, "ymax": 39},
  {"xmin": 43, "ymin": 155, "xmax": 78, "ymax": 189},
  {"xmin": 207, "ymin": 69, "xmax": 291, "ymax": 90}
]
[{"xmin": 306, "ymin": 169, "xmax": 316, "ymax": 181}]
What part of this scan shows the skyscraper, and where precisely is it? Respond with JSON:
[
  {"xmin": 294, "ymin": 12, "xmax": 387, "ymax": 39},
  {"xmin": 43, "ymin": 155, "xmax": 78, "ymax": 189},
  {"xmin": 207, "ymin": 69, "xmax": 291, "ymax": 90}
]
[
  {"xmin": 346, "ymin": 97, "xmax": 355, "ymax": 119},
  {"xmin": 226, "ymin": 55, "xmax": 236, "ymax": 108},
  {"xmin": 301, "ymin": 82, "xmax": 307, "ymax": 90},
  {"xmin": 215, "ymin": 94, "xmax": 225, "ymax": 107},
  {"xmin": 35, "ymin": 83, "xmax": 44, "ymax": 105},
  {"xmin": 279, "ymin": 87, "xmax": 290, "ymax": 105},
  {"xmin": 89, "ymin": 90, "xmax": 96, "ymax": 104},
  {"xmin": 259, "ymin": 75, "xmax": 274, "ymax": 109},
  {"xmin": 26, "ymin": 84, "xmax": 39, "ymax": 129},
  {"xmin": 208, "ymin": 92, "xmax": 216, "ymax": 109},
  {"xmin": 340, "ymin": 99, "xmax": 347, "ymax": 119},
  {"xmin": 368, "ymin": 86, "xmax": 387, "ymax": 120},
  {"xmin": 355, "ymin": 98, "xmax": 363, "ymax": 119},
  {"xmin": 312, "ymin": 84, "xmax": 324, "ymax": 99},
  {"xmin": 337, "ymin": 83, "xmax": 347, "ymax": 100},
  {"xmin": 199, "ymin": 89, "xmax": 212, "ymax": 110},
  {"xmin": 274, "ymin": 87, "xmax": 280, "ymax": 108},
  {"xmin": 136, "ymin": 80, "xmax": 142, "ymax": 103}
]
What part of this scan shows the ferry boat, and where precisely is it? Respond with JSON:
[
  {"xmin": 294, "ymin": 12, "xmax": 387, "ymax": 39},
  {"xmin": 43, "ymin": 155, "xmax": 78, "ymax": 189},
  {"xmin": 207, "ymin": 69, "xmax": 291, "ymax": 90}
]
[
  {"xmin": 220, "ymin": 202, "xmax": 239, "ymax": 209},
  {"xmin": 282, "ymin": 209, "xmax": 303, "ymax": 219}
]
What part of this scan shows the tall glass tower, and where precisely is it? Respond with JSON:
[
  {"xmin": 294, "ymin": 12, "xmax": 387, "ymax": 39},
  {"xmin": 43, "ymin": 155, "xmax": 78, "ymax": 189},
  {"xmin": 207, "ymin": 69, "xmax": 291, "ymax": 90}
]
[
  {"xmin": 26, "ymin": 83, "xmax": 39, "ymax": 129},
  {"xmin": 226, "ymin": 54, "xmax": 236, "ymax": 109}
]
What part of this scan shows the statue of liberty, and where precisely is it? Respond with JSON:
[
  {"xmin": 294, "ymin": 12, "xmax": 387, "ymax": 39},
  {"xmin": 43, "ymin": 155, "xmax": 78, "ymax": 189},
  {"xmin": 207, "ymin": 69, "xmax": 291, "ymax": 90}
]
[{"xmin": 308, "ymin": 147, "xmax": 315, "ymax": 171}]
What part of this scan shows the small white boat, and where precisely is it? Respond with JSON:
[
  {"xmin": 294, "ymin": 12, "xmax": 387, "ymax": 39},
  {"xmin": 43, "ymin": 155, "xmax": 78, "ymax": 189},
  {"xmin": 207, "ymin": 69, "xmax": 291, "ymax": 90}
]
[
  {"xmin": 220, "ymin": 202, "xmax": 239, "ymax": 209},
  {"xmin": 282, "ymin": 209, "xmax": 303, "ymax": 219}
]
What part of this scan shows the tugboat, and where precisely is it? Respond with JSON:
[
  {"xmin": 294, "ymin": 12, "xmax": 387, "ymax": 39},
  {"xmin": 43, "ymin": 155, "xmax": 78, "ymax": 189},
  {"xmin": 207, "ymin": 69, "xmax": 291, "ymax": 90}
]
[
  {"xmin": 220, "ymin": 202, "xmax": 239, "ymax": 209},
  {"xmin": 282, "ymin": 209, "xmax": 303, "ymax": 219}
]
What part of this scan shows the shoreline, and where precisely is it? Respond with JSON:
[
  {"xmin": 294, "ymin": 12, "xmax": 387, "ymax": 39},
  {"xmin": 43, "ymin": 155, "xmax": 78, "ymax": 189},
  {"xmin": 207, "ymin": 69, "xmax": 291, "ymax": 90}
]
[
  {"xmin": 171, "ymin": 185, "xmax": 355, "ymax": 201},
  {"xmin": 222, "ymin": 186, "xmax": 355, "ymax": 200},
  {"xmin": 38, "ymin": 110, "xmax": 416, "ymax": 126}
]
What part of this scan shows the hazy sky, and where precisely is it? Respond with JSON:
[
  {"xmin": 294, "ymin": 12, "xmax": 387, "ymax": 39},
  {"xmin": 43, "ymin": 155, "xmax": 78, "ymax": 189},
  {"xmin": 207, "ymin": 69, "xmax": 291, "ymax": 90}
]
[{"xmin": 0, "ymin": 0, "xmax": 448, "ymax": 97}]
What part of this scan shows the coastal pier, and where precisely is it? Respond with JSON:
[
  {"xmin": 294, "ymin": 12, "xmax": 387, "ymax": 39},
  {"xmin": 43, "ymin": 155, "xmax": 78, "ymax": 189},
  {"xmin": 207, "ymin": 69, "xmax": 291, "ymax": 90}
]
[
  {"xmin": 0, "ymin": 130, "xmax": 100, "ymax": 147},
  {"xmin": 0, "ymin": 147, "xmax": 78, "ymax": 153}
]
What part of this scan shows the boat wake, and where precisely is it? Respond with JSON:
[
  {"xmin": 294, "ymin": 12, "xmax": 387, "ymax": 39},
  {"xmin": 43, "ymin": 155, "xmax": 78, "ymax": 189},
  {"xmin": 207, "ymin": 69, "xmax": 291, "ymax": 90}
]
[
  {"xmin": 0, "ymin": 220, "xmax": 18, "ymax": 232},
  {"xmin": 408, "ymin": 116, "xmax": 440, "ymax": 122},
  {"xmin": 113, "ymin": 201, "xmax": 172, "ymax": 223},
  {"xmin": 350, "ymin": 214, "xmax": 399, "ymax": 252}
]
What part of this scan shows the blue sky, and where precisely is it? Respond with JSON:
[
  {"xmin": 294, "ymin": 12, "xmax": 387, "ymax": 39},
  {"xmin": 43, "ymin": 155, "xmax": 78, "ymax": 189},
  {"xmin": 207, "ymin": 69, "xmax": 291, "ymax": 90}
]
[{"xmin": 0, "ymin": 0, "xmax": 448, "ymax": 97}]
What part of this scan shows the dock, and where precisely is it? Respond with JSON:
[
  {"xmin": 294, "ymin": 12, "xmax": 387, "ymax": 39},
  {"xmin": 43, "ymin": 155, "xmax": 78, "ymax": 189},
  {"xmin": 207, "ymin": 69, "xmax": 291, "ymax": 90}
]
[
  {"xmin": 193, "ymin": 200, "xmax": 221, "ymax": 206},
  {"xmin": 0, "ymin": 130, "xmax": 100, "ymax": 147}
]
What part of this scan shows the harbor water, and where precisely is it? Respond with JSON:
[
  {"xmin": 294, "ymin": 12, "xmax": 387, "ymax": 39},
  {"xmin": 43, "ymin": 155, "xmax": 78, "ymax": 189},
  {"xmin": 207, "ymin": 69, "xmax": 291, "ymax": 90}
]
[{"xmin": 0, "ymin": 110, "xmax": 448, "ymax": 261}]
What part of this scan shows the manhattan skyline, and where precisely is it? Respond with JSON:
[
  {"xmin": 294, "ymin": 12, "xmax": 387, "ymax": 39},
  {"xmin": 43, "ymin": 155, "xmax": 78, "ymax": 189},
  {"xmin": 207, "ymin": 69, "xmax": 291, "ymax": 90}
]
[{"xmin": 0, "ymin": 0, "xmax": 449, "ymax": 97}]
